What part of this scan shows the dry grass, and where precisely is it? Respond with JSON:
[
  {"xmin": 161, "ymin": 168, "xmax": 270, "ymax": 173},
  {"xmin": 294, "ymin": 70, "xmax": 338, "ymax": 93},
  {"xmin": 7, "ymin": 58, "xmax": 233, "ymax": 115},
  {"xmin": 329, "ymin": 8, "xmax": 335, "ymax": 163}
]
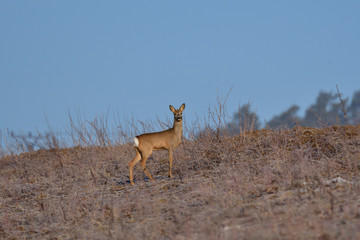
[{"xmin": 1, "ymin": 119, "xmax": 360, "ymax": 239}]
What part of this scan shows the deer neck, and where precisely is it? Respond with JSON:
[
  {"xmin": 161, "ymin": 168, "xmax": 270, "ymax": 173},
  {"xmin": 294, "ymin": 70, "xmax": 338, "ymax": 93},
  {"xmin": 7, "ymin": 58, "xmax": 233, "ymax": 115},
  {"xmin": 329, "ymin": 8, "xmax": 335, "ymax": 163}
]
[{"xmin": 173, "ymin": 119, "xmax": 183, "ymax": 136}]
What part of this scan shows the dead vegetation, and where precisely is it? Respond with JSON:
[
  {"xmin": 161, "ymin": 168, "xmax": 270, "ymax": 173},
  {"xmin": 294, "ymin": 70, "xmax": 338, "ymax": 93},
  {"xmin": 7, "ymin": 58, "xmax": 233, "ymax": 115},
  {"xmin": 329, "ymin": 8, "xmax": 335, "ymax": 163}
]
[{"xmin": 1, "ymin": 122, "xmax": 360, "ymax": 239}]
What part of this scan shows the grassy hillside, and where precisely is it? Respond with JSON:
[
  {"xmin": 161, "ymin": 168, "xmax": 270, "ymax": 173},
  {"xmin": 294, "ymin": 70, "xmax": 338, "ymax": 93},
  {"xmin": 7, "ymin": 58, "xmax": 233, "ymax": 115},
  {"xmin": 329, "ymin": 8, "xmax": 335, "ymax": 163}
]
[{"xmin": 1, "ymin": 124, "xmax": 360, "ymax": 239}]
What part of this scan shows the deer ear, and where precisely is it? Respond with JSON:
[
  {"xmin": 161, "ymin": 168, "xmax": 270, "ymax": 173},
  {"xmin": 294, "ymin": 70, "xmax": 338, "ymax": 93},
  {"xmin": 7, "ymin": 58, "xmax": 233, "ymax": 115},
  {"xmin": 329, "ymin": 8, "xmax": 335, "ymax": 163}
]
[
  {"xmin": 179, "ymin": 103, "xmax": 185, "ymax": 111},
  {"xmin": 169, "ymin": 105, "xmax": 176, "ymax": 113}
]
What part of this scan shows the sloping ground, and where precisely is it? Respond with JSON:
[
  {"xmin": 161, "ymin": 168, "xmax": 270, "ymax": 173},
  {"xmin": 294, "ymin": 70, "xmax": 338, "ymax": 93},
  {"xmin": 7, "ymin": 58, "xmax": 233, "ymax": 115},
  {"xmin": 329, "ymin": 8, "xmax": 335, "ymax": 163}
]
[{"xmin": 0, "ymin": 125, "xmax": 359, "ymax": 239}]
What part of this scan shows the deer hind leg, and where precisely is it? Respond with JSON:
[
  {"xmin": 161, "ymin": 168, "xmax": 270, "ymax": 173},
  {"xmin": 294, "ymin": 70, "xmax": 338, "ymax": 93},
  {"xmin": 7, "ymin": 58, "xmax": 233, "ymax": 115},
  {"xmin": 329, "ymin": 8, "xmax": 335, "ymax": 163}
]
[
  {"xmin": 168, "ymin": 149, "xmax": 174, "ymax": 178},
  {"xmin": 140, "ymin": 149, "xmax": 155, "ymax": 181},
  {"xmin": 129, "ymin": 148, "xmax": 141, "ymax": 185}
]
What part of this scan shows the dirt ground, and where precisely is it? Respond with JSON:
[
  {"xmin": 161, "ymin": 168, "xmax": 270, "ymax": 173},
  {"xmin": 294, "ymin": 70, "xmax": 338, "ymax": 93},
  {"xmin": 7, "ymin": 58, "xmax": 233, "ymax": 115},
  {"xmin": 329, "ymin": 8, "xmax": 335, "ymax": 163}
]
[{"xmin": 1, "ymin": 125, "xmax": 360, "ymax": 239}]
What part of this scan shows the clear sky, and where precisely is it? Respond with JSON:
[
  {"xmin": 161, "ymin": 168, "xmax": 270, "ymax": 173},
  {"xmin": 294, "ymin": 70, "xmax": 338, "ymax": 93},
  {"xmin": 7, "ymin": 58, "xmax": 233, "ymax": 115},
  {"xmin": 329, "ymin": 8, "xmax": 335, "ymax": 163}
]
[{"xmin": 1, "ymin": 1, "xmax": 359, "ymax": 134}]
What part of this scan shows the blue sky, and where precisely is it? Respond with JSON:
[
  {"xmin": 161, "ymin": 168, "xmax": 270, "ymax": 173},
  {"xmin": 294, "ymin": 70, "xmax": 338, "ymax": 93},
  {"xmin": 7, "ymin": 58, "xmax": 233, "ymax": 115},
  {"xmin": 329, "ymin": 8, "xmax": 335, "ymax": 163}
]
[{"xmin": 1, "ymin": 1, "xmax": 359, "ymax": 134}]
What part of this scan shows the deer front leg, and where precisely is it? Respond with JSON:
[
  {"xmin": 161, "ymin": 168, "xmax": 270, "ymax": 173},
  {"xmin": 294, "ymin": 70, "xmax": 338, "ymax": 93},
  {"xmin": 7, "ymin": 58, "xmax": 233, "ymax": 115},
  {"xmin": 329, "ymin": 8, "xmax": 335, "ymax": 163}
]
[{"xmin": 168, "ymin": 149, "xmax": 174, "ymax": 178}]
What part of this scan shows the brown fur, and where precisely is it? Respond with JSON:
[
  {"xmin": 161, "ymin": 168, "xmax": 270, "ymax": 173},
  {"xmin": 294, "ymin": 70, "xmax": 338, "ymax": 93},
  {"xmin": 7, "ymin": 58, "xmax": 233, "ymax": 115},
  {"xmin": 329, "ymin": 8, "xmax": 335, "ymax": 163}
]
[{"xmin": 129, "ymin": 103, "xmax": 185, "ymax": 185}]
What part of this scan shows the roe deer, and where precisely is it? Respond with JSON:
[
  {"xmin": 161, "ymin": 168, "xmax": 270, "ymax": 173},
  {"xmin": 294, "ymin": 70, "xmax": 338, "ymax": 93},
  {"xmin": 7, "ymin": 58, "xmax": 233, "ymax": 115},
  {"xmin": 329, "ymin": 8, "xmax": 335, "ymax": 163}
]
[{"xmin": 129, "ymin": 103, "xmax": 185, "ymax": 185}]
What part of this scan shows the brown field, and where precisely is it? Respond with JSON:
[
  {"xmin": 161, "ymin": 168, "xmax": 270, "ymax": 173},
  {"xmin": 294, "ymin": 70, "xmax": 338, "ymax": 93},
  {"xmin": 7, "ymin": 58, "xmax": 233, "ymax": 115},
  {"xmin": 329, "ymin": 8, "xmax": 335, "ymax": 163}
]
[{"xmin": 1, "ymin": 124, "xmax": 360, "ymax": 239}]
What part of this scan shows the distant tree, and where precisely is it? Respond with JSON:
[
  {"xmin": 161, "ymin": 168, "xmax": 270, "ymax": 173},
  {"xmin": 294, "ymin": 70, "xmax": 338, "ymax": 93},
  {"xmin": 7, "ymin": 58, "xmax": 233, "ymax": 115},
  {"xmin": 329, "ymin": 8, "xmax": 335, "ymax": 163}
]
[
  {"xmin": 229, "ymin": 89, "xmax": 360, "ymax": 131},
  {"xmin": 301, "ymin": 91, "xmax": 348, "ymax": 127},
  {"xmin": 349, "ymin": 90, "xmax": 360, "ymax": 123},
  {"xmin": 266, "ymin": 105, "xmax": 300, "ymax": 129},
  {"xmin": 227, "ymin": 103, "xmax": 261, "ymax": 134},
  {"xmin": 266, "ymin": 89, "xmax": 357, "ymax": 129}
]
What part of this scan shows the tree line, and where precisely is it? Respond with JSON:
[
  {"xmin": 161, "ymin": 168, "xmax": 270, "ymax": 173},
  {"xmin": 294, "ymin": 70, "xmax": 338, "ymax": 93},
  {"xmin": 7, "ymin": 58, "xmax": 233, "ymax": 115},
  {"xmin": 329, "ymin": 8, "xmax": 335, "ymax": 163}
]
[{"xmin": 227, "ymin": 89, "xmax": 360, "ymax": 133}]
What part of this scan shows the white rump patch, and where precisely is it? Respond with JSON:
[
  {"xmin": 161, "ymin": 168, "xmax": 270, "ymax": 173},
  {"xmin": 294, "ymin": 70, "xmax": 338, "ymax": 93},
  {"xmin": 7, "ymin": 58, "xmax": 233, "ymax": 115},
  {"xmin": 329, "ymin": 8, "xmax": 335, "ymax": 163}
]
[{"xmin": 133, "ymin": 137, "xmax": 139, "ymax": 147}]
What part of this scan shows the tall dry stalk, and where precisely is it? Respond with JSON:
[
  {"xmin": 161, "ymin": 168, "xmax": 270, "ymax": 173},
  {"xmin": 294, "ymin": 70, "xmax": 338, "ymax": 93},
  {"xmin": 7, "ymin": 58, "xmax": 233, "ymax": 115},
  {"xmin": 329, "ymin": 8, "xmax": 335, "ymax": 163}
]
[{"xmin": 336, "ymin": 85, "xmax": 348, "ymax": 124}]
